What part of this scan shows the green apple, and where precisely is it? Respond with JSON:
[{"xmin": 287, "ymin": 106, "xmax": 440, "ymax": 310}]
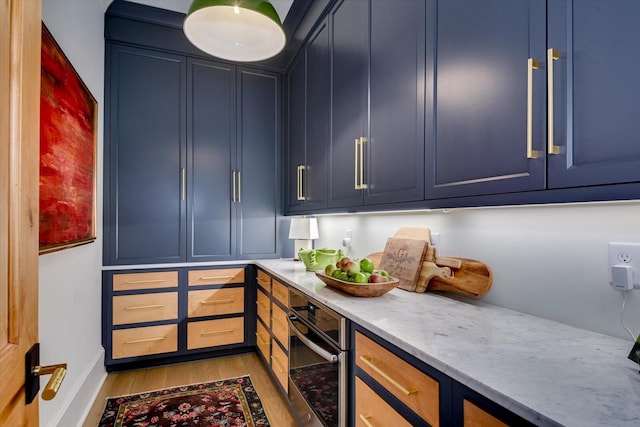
[
  {"xmin": 325, "ymin": 263, "xmax": 336, "ymax": 276},
  {"xmin": 353, "ymin": 272, "xmax": 368, "ymax": 283},
  {"xmin": 359, "ymin": 258, "xmax": 374, "ymax": 273}
]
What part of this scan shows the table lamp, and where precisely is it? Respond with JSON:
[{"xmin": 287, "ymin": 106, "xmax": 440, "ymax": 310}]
[{"xmin": 288, "ymin": 217, "xmax": 319, "ymax": 260}]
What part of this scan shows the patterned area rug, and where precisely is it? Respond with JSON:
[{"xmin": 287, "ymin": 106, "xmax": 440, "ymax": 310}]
[
  {"xmin": 98, "ymin": 375, "xmax": 270, "ymax": 427},
  {"xmin": 290, "ymin": 362, "xmax": 338, "ymax": 426}
]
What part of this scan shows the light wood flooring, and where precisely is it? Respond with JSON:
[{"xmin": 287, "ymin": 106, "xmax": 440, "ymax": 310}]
[{"xmin": 82, "ymin": 353, "xmax": 298, "ymax": 426}]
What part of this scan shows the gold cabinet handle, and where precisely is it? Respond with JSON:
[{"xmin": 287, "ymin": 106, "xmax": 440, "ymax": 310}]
[
  {"xmin": 526, "ymin": 58, "xmax": 539, "ymax": 159},
  {"xmin": 33, "ymin": 364, "xmax": 67, "ymax": 401},
  {"xmin": 547, "ymin": 48, "xmax": 561, "ymax": 155},
  {"xmin": 200, "ymin": 298, "xmax": 234, "ymax": 305},
  {"xmin": 237, "ymin": 171, "xmax": 241, "ymax": 203},
  {"xmin": 355, "ymin": 137, "xmax": 368, "ymax": 190},
  {"xmin": 200, "ymin": 328, "xmax": 234, "ymax": 336},
  {"xmin": 255, "ymin": 333, "xmax": 270, "ymax": 346},
  {"xmin": 359, "ymin": 137, "xmax": 367, "ymax": 189},
  {"xmin": 181, "ymin": 168, "xmax": 186, "ymax": 201},
  {"xmin": 359, "ymin": 355, "xmax": 416, "ymax": 396},
  {"xmin": 359, "ymin": 414, "xmax": 374, "ymax": 427},
  {"xmin": 256, "ymin": 301, "xmax": 270, "ymax": 309},
  {"xmin": 297, "ymin": 165, "xmax": 306, "ymax": 201},
  {"xmin": 232, "ymin": 170, "xmax": 237, "ymax": 202},
  {"xmin": 271, "ymin": 355, "xmax": 287, "ymax": 375},
  {"xmin": 124, "ymin": 304, "xmax": 165, "ymax": 310},
  {"xmin": 198, "ymin": 275, "xmax": 235, "ymax": 280},
  {"xmin": 124, "ymin": 279, "xmax": 166, "ymax": 285},
  {"xmin": 354, "ymin": 138, "xmax": 359, "ymax": 190},
  {"xmin": 125, "ymin": 337, "xmax": 165, "ymax": 344}
]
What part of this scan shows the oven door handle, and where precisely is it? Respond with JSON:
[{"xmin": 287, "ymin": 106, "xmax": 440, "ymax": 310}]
[{"xmin": 288, "ymin": 316, "xmax": 340, "ymax": 364}]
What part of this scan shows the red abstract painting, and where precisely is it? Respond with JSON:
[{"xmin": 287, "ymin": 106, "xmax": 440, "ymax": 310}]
[{"xmin": 39, "ymin": 24, "xmax": 97, "ymax": 254}]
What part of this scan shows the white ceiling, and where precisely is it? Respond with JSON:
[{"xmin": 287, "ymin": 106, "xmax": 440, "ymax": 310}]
[{"xmin": 122, "ymin": 0, "xmax": 293, "ymax": 21}]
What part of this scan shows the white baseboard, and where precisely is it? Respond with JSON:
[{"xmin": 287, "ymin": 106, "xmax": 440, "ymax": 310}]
[{"xmin": 42, "ymin": 348, "xmax": 106, "ymax": 427}]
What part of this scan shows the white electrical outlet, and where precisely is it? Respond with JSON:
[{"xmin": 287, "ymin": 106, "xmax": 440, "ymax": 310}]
[
  {"xmin": 608, "ymin": 242, "xmax": 640, "ymax": 288},
  {"xmin": 342, "ymin": 229, "xmax": 352, "ymax": 247}
]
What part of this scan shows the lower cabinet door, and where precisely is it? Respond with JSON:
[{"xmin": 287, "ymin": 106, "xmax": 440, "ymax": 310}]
[
  {"xmin": 462, "ymin": 399, "xmax": 508, "ymax": 427},
  {"xmin": 187, "ymin": 317, "xmax": 244, "ymax": 350},
  {"xmin": 187, "ymin": 287, "xmax": 244, "ymax": 318},
  {"xmin": 256, "ymin": 320, "xmax": 270, "ymax": 361},
  {"xmin": 112, "ymin": 324, "xmax": 178, "ymax": 359},
  {"xmin": 355, "ymin": 377, "xmax": 412, "ymax": 427},
  {"xmin": 271, "ymin": 339, "xmax": 288, "ymax": 393},
  {"xmin": 112, "ymin": 292, "xmax": 178, "ymax": 325},
  {"xmin": 271, "ymin": 303, "xmax": 289, "ymax": 351}
]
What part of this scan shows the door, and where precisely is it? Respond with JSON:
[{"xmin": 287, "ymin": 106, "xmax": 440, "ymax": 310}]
[
  {"xmin": 1, "ymin": 0, "xmax": 41, "ymax": 424},
  {"xmin": 237, "ymin": 68, "xmax": 281, "ymax": 259},
  {"xmin": 426, "ymin": 0, "xmax": 546, "ymax": 199},
  {"xmin": 187, "ymin": 58, "xmax": 236, "ymax": 261},
  {"xmin": 547, "ymin": 0, "xmax": 640, "ymax": 188}
]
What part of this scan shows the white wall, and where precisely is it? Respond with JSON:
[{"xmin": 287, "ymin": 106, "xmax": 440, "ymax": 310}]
[
  {"xmin": 314, "ymin": 201, "xmax": 640, "ymax": 341},
  {"xmin": 40, "ymin": 1, "xmax": 107, "ymax": 425}
]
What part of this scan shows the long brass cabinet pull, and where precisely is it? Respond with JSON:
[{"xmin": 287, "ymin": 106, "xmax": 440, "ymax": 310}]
[
  {"xmin": 200, "ymin": 298, "xmax": 234, "ymax": 305},
  {"xmin": 359, "ymin": 414, "xmax": 375, "ymax": 427},
  {"xmin": 125, "ymin": 337, "xmax": 165, "ymax": 344},
  {"xmin": 354, "ymin": 137, "xmax": 367, "ymax": 190},
  {"xmin": 359, "ymin": 355, "xmax": 416, "ymax": 396},
  {"xmin": 526, "ymin": 58, "xmax": 539, "ymax": 159},
  {"xmin": 255, "ymin": 333, "xmax": 269, "ymax": 346},
  {"xmin": 200, "ymin": 328, "xmax": 234, "ymax": 336},
  {"xmin": 232, "ymin": 171, "xmax": 237, "ymax": 202},
  {"xmin": 237, "ymin": 171, "xmax": 241, "ymax": 203},
  {"xmin": 199, "ymin": 275, "xmax": 235, "ymax": 280},
  {"xmin": 125, "ymin": 304, "xmax": 165, "ymax": 310},
  {"xmin": 297, "ymin": 165, "xmax": 306, "ymax": 201},
  {"xmin": 547, "ymin": 48, "xmax": 561, "ymax": 155},
  {"xmin": 181, "ymin": 168, "xmax": 186, "ymax": 201},
  {"xmin": 124, "ymin": 279, "xmax": 166, "ymax": 285}
]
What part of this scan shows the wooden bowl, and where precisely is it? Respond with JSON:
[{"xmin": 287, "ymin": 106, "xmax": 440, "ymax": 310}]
[{"xmin": 315, "ymin": 272, "xmax": 400, "ymax": 297}]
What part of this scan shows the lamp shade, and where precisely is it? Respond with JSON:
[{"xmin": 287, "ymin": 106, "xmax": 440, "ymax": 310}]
[
  {"xmin": 184, "ymin": 0, "xmax": 286, "ymax": 62},
  {"xmin": 288, "ymin": 217, "xmax": 319, "ymax": 240}
]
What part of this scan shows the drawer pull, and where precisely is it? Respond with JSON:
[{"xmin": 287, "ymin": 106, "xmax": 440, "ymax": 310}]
[
  {"xmin": 124, "ymin": 304, "xmax": 165, "ymax": 310},
  {"xmin": 125, "ymin": 337, "xmax": 165, "ymax": 344},
  {"xmin": 359, "ymin": 355, "xmax": 416, "ymax": 396},
  {"xmin": 359, "ymin": 414, "xmax": 374, "ymax": 427},
  {"xmin": 255, "ymin": 333, "xmax": 270, "ymax": 346},
  {"xmin": 271, "ymin": 355, "xmax": 287, "ymax": 375},
  {"xmin": 124, "ymin": 279, "xmax": 166, "ymax": 285},
  {"xmin": 198, "ymin": 275, "xmax": 235, "ymax": 280},
  {"xmin": 200, "ymin": 328, "xmax": 234, "ymax": 336},
  {"xmin": 547, "ymin": 48, "xmax": 561, "ymax": 155},
  {"xmin": 526, "ymin": 57, "xmax": 539, "ymax": 159},
  {"xmin": 200, "ymin": 298, "xmax": 234, "ymax": 305},
  {"xmin": 256, "ymin": 301, "xmax": 270, "ymax": 309}
]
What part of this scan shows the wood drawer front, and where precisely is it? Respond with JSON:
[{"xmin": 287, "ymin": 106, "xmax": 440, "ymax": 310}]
[
  {"xmin": 256, "ymin": 320, "xmax": 270, "ymax": 361},
  {"xmin": 188, "ymin": 268, "xmax": 244, "ymax": 286},
  {"xmin": 187, "ymin": 317, "xmax": 244, "ymax": 350},
  {"xmin": 271, "ymin": 279, "xmax": 288, "ymax": 306},
  {"xmin": 112, "ymin": 324, "xmax": 178, "ymax": 359},
  {"xmin": 187, "ymin": 288, "xmax": 244, "ymax": 318},
  {"xmin": 113, "ymin": 271, "xmax": 178, "ymax": 291},
  {"xmin": 271, "ymin": 338, "xmax": 288, "ymax": 393},
  {"xmin": 256, "ymin": 289, "xmax": 270, "ymax": 324},
  {"xmin": 463, "ymin": 400, "xmax": 508, "ymax": 427},
  {"xmin": 257, "ymin": 270, "xmax": 271, "ymax": 292},
  {"xmin": 113, "ymin": 292, "xmax": 178, "ymax": 325},
  {"xmin": 271, "ymin": 302, "xmax": 289, "ymax": 351},
  {"xmin": 356, "ymin": 331, "xmax": 440, "ymax": 426},
  {"xmin": 356, "ymin": 377, "xmax": 412, "ymax": 427}
]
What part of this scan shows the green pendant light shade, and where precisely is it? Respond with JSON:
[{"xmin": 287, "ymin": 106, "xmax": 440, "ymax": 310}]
[{"xmin": 184, "ymin": 0, "xmax": 286, "ymax": 62}]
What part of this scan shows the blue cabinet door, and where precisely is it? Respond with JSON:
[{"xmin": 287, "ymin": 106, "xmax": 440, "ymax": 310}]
[
  {"xmin": 328, "ymin": 0, "xmax": 367, "ymax": 209},
  {"xmin": 547, "ymin": 0, "xmax": 640, "ymax": 189},
  {"xmin": 237, "ymin": 68, "xmax": 281, "ymax": 259},
  {"xmin": 106, "ymin": 45, "xmax": 186, "ymax": 264},
  {"xmin": 365, "ymin": 0, "xmax": 426, "ymax": 205},
  {"xmin": 304, "ymin": 21, "xmax": 330, "ymax": 210},
  {"xmin": 426, "ymin": 0, "xmax": 546, "ymax": 199},
  {"xmin": 187, "ymin": 58, "xmax": 236, "ymax": 261},
  {"xmin": 286, "ymin": 53, "xmax": 307, "ymax": 213}
]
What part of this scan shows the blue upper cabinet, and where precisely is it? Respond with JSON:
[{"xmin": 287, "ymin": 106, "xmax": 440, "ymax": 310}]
[
  {"xmin": 547, "ymin": 0, "xmax": 640, "ymax": 188},
  {"xmin": 105, "ymin": 45, "xmax": 187, "ymax": 265},
  {"xmin": 286, "ymin": 53, "xmax": 307, "ymax": 213},
  {"xmin": 425, "ymin": 0, "xmax": 547, "ymax": 199},
  {"xmin": 327, "ymin": 0, "xmax": 426, "ymax": 209}
]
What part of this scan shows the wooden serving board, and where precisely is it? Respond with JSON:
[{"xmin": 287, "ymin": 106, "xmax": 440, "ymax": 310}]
[{"xmin": 379, "ymin": 238, "xmax": 427, "ymax": 292}]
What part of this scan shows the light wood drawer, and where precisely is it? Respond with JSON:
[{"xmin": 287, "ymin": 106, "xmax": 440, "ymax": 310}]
[
  {"xmin": 187, "ymin": 317, "xmax": 244, "ymax": 350},
  {"xmin": 356, "ymin": 331, "xmax": 440, "ymax": 426},
  {"xmin": 256, "ymin": 320, "xmax": 270, "ymax": 361},
  {"xmin": 188, "ymin": 288, "xmax": 244, "ymax": 318},
  {"xmin": 463, "ymin": 400, "xmax": 508, "ymax": 427},
  {"xmin": 272, "ymin": 279, "xmax": 288, "ymax": 306},
  {"xmin": 256, "ymin": 289, "xmax": 270, "ymax": 324},
  {"xmin": 188, "ymin": 268, "xmax": 244, "ymax": 286},
  {"xmin": 271, "ymin": 339, "xmax": 288, "ymax": 393},
  {"xmin": 113, "ymin": 271, "xmax": 178, "ymax": 291},
  {"xmin": 271, "ymin": 302, "xmax": 289, "ymax": 351},
  {"xmin": 257, "ymin": 270, "xmax": 271, "ymax": 292},
  {"xmin": 113, "ymin": 292, "xmax": 178, "ymax": 325},
  {"xmin": 355, "ymin": 377, "xmax": 412, "ymax": 427},
  {"xmin": 112, "ymin": 324, "xmax": 178, "ymax": 359}
]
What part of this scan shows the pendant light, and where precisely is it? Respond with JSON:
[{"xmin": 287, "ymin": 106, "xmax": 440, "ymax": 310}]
[{"xmin": 184, "ymin": 0, "xmax": 286, "ymax": 62}]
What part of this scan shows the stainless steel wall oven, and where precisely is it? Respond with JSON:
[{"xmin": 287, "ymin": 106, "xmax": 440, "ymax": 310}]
[{"xmin": 288, "ymin": 288, "xmax": 349, "ymax": 427}]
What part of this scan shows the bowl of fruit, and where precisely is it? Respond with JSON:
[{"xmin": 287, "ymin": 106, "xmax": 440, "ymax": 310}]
[{"xmin": 315, "ymin": 256, "xmax": 399, "ymax": 297}]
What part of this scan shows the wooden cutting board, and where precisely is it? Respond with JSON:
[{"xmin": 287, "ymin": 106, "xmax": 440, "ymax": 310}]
[{"xmin": 379, "ymin": 238, "xmax": 427, "ymax": 292}]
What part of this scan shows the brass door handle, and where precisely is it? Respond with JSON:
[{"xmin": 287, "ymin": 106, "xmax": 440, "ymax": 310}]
[
  {"xmin": 526, "ymin": 58, "xmax": 539, "ymax": 159},
  {"xmin": 547, "ymin": 48, "xmax": 561, "ymax": 155},
  {"xmin": 33, "ymin": 364, "xmax": 67, "ymax": 400},
  {"xmin": 25, "ymin": 343, "xmax": 67, "ymax": 403}
]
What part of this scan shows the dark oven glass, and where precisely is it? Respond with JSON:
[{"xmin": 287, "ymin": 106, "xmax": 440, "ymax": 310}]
[{"xmin": 288, "ymin": 315, "xmax": 342, "ymax": 427}]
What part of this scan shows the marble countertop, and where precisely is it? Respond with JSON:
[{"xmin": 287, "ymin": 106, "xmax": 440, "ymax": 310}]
[{"xmin": 256, "ymin": 258, "xmax": 640, "ymax": 427}]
